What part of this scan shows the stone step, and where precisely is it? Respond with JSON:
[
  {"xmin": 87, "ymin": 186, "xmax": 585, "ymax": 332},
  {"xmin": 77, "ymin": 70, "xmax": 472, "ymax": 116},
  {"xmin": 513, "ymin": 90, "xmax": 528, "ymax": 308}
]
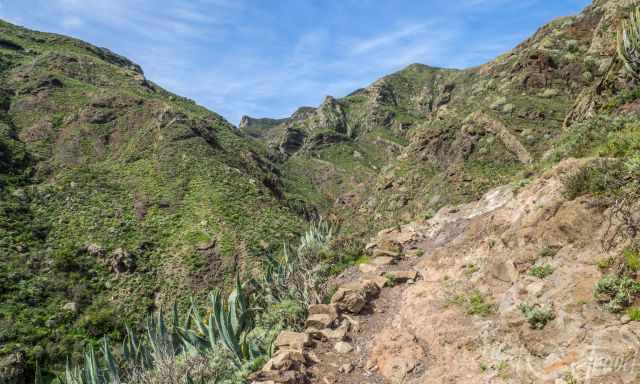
[
  {"xmin": 358, "ymin": 263, "xmax": 380, "ymax": 274},
  {"xmin": 385, "ymin": 270, "xmax": 418, "ymax": 282},
  {"xmin": 371, "ymin": 256, "xmax": 396, "ymax": 266},
  {"xmin": 275, "ymin": 331, "xmax": 312, "ymax": 351}
]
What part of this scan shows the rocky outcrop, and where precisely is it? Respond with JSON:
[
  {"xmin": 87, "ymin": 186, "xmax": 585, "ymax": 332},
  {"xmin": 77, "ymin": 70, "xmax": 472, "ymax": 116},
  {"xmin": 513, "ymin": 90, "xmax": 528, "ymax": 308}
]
[
  {"xmin": 363, "ymin": 159, "xmax": 639, "ymax": 383},
  {"xmin": 463, "ymin": 111, "xmax": 532, "ymax": 164},
  {"xmin": 239, "ymin": 115, "xmax": 288, "ymax": 138},
  {"xmin": 258, "ymin": 159, "xmax": 639, "ymax": 384},
  {"xmin": 312, "ymin": 96, "xmax": 349, "ymax": 135}
]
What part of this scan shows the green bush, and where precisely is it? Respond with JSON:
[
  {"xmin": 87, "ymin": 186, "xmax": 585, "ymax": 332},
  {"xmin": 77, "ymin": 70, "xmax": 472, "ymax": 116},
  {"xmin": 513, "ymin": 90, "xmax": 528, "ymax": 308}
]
[
  {"xmin": 624, "ymin": 248, "xmax": 640, "ymax": 272},
  {"xmin": 594, "ymin": 274, "xmax": 640, "ymax": 313},
  {"xmin": 519, "ymin": 303, "xmax": 555, "ymax": 329},
  {"xmin": 450, "ymin": 292, "xmax": 495, "ymax": 317},
  {"xmin": 628, "ymin": 307, "xmax": 640, "ymax": 321},
  {"xmin": 529, "ymin": 265, "xmax": 554, "ymax": 279},
  {"xmin": 562, "ymin": 160, "xmax": 626, "ymax": 200}
]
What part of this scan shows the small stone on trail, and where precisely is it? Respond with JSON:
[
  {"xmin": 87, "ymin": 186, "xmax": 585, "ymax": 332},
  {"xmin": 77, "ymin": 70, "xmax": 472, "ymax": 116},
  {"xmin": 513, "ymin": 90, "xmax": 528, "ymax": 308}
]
[
  {"xmin": 334, "ymin": 341, "xmax": 354, "ymax": 354},
  {"xmin": 339, "ymin": 363, "xmax": 354, "ymax": 373}
]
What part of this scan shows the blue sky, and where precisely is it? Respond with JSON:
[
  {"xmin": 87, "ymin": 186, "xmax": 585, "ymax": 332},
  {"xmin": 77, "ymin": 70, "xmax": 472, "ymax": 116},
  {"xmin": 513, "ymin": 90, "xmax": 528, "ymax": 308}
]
[{"xmin": 0, "ymin": 0, "xmax": 591, "ymax": 124}]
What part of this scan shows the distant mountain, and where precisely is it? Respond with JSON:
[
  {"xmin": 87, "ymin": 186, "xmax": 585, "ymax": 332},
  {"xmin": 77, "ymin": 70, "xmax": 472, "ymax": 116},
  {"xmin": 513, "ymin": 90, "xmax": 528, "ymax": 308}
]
[{"xmin": 249, "ymin": 0, "xmax": 625, "ymax": 234}]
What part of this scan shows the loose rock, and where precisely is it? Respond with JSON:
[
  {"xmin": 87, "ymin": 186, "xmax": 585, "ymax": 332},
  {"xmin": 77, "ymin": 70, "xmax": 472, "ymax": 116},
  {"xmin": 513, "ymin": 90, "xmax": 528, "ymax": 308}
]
[{"xmin": 334, "ymin": 341, "xmax": 354, "ymax": 354}]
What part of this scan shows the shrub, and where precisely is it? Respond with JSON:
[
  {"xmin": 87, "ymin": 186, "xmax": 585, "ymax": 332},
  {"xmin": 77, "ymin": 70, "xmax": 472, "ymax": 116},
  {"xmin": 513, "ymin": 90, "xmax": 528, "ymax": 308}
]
[
  {"xmin": 597, "ymin": 257, "xmax": 616, "ymax": 270},
  {"xmin": 538, "ymin": 247, "xmax": 558, "ymax": 258},
  {"xmin": 258, "ymin": 219, "xmax": 335, "ymax": 308},
  {"xmin": 561, "ymin": 160, "xmax": 625, "ymax": 201},
  {"xmin": 594, "ymin": 274, "xmax": 640, "ymax": 312},
  {"xmin": 624, "ymin": 248, "xmax": 640, "ymax": 272},
  {"xmin": 519, "ymin": 303, "xmax": 555, "ymax": 329},
  {"xmin": 529, "ymin": 265, "xmax": 554, "ymax": 279},
  {"xmin": 61, "ymin": 276, "xmax": 262, "ymax": 384},
  {"xmin": 628, "ymin": 307, "xmax": 640, "ymax": 321},
  {"xmin": 450, "ymin": 292, "xmax": 495, "ymax": 317}
]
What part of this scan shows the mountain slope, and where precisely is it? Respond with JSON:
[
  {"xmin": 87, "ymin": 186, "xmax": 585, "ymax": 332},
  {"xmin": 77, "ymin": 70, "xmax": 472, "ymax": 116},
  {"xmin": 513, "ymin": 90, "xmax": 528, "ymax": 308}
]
[
  {"xmin": 246, "ymin": 0, "xmax": 629, "ymax": 237},
  {"xmin": 3, "ymin": 0, "xmax": 640, "ymax": 381},
  {"xmin": 0, "ymin": 20, "xmax": 304, "ymax": 371}
]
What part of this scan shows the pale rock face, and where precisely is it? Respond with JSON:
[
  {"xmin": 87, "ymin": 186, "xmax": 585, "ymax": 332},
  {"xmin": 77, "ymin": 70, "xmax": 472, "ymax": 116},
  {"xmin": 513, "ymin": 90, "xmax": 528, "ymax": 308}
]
[{"xmin": 366, "ymin": 159, "xmax": 640, "ymax": 384}]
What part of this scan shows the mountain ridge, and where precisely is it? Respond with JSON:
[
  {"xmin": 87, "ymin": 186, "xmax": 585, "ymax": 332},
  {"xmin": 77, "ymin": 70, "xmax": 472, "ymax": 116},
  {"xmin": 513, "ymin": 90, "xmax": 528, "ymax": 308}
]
[{"xmin": 2, "ymin": 0, "xmax": 640, "ymax": 382}]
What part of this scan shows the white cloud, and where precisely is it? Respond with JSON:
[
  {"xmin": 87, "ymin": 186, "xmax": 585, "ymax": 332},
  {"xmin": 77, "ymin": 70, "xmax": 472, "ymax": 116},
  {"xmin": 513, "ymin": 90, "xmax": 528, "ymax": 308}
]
[
  {"xmin": 347, "ymin": 23, "xmax": 431, "ymax": 54},
  {"xmin": 61, "ymin": 16, "xmax": 83, "ymax": 29},
  {"xmin": 4, "ymin": 0, "xmax": 586, "ymax": 124}
]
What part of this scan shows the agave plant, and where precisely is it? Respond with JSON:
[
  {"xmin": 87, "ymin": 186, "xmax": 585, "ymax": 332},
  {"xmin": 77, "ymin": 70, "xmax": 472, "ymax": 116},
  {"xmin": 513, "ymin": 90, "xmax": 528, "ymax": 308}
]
[
  {"xmin": 257, "ymin": 219, "xmax": 334, "ymax": 308},
  {"xmin": 618, "ymin": 6, "xmax": 640, "ymax": 78},
  {"xmin": 62, "ymin": 346, "xmax": 113, "ymax": 384},
  {"xmin": 122, "ymin": 325, "xmax": 152, "ymax": 371},
  {"xmin": 297, "ymin": 218, "xmax": 333, "ymax": 258},
  {"xmin": 60, "ymin": 275, "xmax": 265, "ymax": 382},
  {"xmin": 179, "ymin": 275, "xmax": 258, "ymax": 364}
]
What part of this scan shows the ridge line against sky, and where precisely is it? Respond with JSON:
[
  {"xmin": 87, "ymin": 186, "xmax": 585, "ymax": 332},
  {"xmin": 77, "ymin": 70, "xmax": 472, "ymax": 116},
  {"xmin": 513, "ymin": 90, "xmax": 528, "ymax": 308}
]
[{"xmin": 0, "ymin": 0, "xmax": 591, "ymax": 125}]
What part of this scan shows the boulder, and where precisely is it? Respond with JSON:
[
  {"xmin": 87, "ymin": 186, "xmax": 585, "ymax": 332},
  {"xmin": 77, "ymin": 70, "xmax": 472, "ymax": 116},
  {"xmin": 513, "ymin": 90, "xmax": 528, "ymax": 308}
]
[
  {"xmin": 62, "ymin": 302, "xmax": 78, "ymax": 312},
  {"xmin": 0, "ymin": 352, "xmax": 25, "ymax": 384},
  {"xmin": 334, "ymin": 341, "xmax": 354, "ymax": 354},
  {"xmin": 331, "ymin": 280, "xmax": 380, "ymax": 314},
  {"xmin": 377, "ymin": 238, "xmax": 401, "ymax": 253},
  {"xmin": 305, "ymin": 314, "xmax": 334, "ymax": 330},
  {"xmin": 331, "ymin": 288, "xmax": 366, "ymax": 314},
  {"xmin": 262, "ymin": 350, "xmax": 306, "ymax": 372},
  {"xmin": 275, "ymin": 331, "xmax": 311, "ymax": 351},
  {"xmin": 85, "ymin": 243, "xmax": 104, "ymax": 257},
  {"xmin": 250, "ymin": 370, "xmax": 306, "ymax": 384},
  {"xmin": 342, "ymin": 280, "xmax": 381, "ymax": 300},
  {"xmin": 308, "ymin": 304, "xmax": 338, "ymax": 320},
  {"xmin": 364, "ymin": 276, "xmax": 390, "ymax": 289}
]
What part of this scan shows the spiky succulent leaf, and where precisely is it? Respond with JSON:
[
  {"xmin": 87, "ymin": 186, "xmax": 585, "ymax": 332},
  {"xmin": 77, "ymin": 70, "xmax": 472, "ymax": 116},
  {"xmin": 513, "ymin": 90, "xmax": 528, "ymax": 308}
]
[{"xmin": 618, "ymin": 7, "xmax": 640, "ymax": 78}]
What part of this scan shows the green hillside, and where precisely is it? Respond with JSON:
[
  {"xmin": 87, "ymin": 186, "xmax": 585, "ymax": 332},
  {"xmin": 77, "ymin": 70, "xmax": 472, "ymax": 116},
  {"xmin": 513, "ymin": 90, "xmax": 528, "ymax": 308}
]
[{"xmin": 0, "ymin": 19, "xmax": 304, "ymax": 373}]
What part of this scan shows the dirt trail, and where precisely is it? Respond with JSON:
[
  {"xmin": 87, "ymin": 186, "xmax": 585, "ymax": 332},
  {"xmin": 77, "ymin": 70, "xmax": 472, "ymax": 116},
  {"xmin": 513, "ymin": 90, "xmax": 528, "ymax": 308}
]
[{"xmin": 306, "ymin": 256, "xmax": 422, "ymax": 384}]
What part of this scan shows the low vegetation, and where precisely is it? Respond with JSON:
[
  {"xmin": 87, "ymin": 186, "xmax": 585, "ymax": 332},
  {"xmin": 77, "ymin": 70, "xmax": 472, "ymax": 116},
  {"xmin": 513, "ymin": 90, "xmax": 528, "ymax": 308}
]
[
  {"xmin": 594, "ymin": 274, "xmax": 640, "ymax": 313},
  {"xmin": 41, "ymin": 220, "xmax": 343, "ymax": 384},
  {"xmin": 518, "ymin": 303, "xmax": 556, "ymax": 329},
  {"xmin": 617, "ymin": 5, "xmax": 640, "ymax": 78},
  {"xmin": 529, "ymin": 265, "xmax": 554, "ymax": 279},
  {"xmin": 449, "ymin": 292, "xmax": 495, "ymax": 317}
]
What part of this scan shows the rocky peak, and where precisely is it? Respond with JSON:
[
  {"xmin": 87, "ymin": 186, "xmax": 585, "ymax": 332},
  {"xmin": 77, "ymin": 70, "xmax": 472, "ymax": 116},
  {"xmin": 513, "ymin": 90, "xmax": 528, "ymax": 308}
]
[
  {"xmin": 239, "ymin": 115, "xmax": 251, "ymax": 130},
  {"xmin": 291, "ymin": 106, "xmax": 316, "ymax": 120},
  {"xmin": 238, "ymin": 115, "xmax": 288, "ymax": 138},
  {"xmin": 313, "ymin": 95, "xmax": 348, "ymax": 134},
  {"xmin": 366, "ymin": 80, "xmax": 397, "ymax": 107}
]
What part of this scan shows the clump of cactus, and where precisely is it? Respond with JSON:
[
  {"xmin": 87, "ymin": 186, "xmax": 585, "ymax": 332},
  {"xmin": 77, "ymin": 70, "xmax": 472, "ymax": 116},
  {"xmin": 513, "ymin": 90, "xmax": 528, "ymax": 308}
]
[
  {"xmin": 618, "ymin": 6, "xmax": 640, "ymax": 78},
  {"xmin": 259, "ymin": 219, "xmax": 334, "ymax": 308},
  {"xmin": 59, "ymin": 276, "xmax": 258, "ymax": 384},
  {"xmin": 180, "ymin": 275, "xmax": 259, "ymax": 363},
  {"xmin": 58, "ymin": 220, "xmax": 336, "ymax": 384}
]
